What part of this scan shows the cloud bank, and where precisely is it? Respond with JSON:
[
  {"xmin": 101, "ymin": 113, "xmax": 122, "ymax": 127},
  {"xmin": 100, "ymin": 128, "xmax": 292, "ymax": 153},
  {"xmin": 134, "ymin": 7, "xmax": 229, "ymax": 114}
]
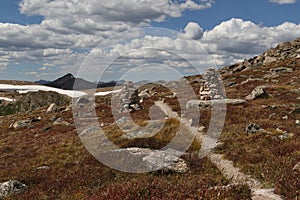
[{"xmin": 0, "ymin": 0, "xmax": 299, "ymax": 80}]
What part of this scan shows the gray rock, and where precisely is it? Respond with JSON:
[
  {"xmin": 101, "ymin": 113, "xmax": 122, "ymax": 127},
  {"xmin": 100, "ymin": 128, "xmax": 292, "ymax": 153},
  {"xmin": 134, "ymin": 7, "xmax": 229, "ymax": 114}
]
[
  {"xmin": 270, "ymin": 67, "xmax": 293, "ymax": 73},
  {"xmin": 0, "ymin": 180, "xmax": 27, "ymax": 199},
  {"xmin": 139, "ymin": 90, "xmax": 151, "ymax": 99},
  {"xmin": 143, "ymin": 149, "xmax": 188, "ymax": 173},
  {"xmin": 226, "ymin": 82, "xmax": 237, "ymax": 87},
  {"xmin": 46, "ymin": 103, "xmax": 59, "ymax": 114},
  {"xmin": 276, "ymin": 133, "xmax": 294, "ymax": 140},
  {"xmin": 103, "ymin": 148, "xmax": 188, "ymax": 173},
  {"xmin": 53, "ymin": 118, "xmax": 70, "ymax": 126},
  {"xmin": 246, "ymin": 86, "xmax": 268, "ymax": 100},
  {"xmin": 290, "ymin": 107, "xmax": 300, "ymax": 115},
  {"xmin": 246, "ymin": 124, "xmax": 263, "ymax": 135},
  {"xmin": 11, "ymin": 120, "xmax": 31, "ymax": 129},
  {"xmin": 198, "ymin": 126, "xmax": 205, "ymax": 132},
  {"xmin": 37, "ymin": 166, "xmax": 50, "ymax": 170},
  {"xmin": 293, "ymin": 162, "xmax": 300, "ymax": 173}
]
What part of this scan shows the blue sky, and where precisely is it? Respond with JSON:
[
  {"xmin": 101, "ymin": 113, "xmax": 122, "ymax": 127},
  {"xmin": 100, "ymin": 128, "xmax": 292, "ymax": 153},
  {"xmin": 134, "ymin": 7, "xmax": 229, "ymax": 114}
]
[{"xmin": 0, "ymin": 0, "xmax": 299, "ymax": 82}]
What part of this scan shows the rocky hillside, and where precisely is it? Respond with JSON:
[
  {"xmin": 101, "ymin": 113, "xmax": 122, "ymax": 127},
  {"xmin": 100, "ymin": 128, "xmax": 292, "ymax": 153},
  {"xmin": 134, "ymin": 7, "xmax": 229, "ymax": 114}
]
[
  {"xmin": 0, "ymin": 91, "xmax": 70, "ymax": 116},
  {"xmin": 220, "ymin": 37, "xmax": 300, "ymax": 74},
  {"xmin": 0, "ymin": 38, "xmax": 299, "ymax": 199}
]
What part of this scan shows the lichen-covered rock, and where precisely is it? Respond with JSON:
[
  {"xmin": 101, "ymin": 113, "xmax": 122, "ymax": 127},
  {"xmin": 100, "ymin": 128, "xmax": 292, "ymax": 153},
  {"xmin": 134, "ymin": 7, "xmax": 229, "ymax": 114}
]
[
  {"xmin": 0, "ymin": 180, "xmax": 27, "ymax": 199},
  {"xmin": 102, "ymin": 148, "xmax": 188, "ymax": 173},
  {"xmin": 10, "ymin": 120, "xmax": 31, "ymax": 129},
  {"xmin": 53, "ymin": 118, "xmax": 70, "ymax": 126},
  {"xmin": 246, "ymin": 124, "xmax": 263, "ymax": 135},
  {"xmin": 246, "ymin": 86, "xmax": 268, "ymax": 100}
]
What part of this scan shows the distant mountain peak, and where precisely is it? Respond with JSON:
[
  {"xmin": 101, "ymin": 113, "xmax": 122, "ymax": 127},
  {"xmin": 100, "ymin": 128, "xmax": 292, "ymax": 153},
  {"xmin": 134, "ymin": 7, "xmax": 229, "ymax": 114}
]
[
  {"xmin": 63, "ymin": 73, "xmax": 75, "ymax": 79},
  {"xmin": 45, "ymin": 73, "xmax": 96, "ymax": 90}
]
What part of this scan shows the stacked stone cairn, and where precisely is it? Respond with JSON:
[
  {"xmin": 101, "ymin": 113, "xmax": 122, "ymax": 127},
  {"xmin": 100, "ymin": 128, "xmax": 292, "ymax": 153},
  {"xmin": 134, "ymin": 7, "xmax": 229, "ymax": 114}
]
[
  {"xmin": 119, "ymin": 81, "xmax": 142, "ymax": 112},
  {"xmin": 199, "ymin": 69, "xmax": 224, "ymax": 100}
]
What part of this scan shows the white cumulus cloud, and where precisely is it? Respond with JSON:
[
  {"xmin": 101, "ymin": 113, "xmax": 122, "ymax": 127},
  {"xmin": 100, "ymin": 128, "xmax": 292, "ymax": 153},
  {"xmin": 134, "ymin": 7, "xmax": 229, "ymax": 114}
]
[
  {"xmin": 269, "ymin": 0, "xmax": 297, "ymax": 4},
  {"xmin": 184, "ymin": 22, "xmax": 204, "ymax": 40}
]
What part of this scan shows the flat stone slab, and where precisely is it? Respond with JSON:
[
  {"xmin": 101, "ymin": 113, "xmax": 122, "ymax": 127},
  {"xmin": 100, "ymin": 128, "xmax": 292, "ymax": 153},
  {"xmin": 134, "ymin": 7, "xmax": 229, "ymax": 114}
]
[{"xmin": 99, "ymin": 148, "xmax": 188, "ymax": 173}]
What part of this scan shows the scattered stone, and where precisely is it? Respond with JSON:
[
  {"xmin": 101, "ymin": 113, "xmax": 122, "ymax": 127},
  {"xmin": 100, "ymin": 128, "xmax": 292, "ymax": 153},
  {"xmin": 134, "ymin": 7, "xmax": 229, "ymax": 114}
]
[
  {"xmin": 296, "ymin": 120, "xmax": 300, "ymax": 126},
  {"xmin": 269, "ymin": 113, "xmax": 276, "ymax": 120},
  {"xmin": 61, "ymin": 106, "xmax": 71, "ymax": 113},
  {"xmin": 198, "ymin": 126, "xmax": 205, "ymax": 132},
  {"xmin": 0, "ymin": 180, "xmax": 27, "ymax": 199},
  {"xmin": 240, "ymin": 78, "xmax": 264, "ymax": 85},
  {"xmin": 282, "ymin": 115, "xmax": 288, "ymax": 120},
  {"xmin": 53, "ymin": 118, "xmax": 70, "ymax": 126},
  {"xmin": 270, "ymin": 67, "xmax": 293, "ymax": 73},
  {"xmin": 263, "ymin": 73, "xmax": 280, "ymax": 79},
  {"xmin": 10, "ymin": 120, "xmax": 31, "ymax": 129},
  {"xmin": 246, "ymin": 86, "xmax": 268, "ymax": 100},
  {"xmin": 293, "ymin": 162, "xmax": 300, "ymax": 173},
  {"xmin": 50, "ymin": 115, "xmax": 58, "ymax": 122},
  {"xmin": 46, "ymin": 103, "xmax": 59, "ymax": 114},
  {"xmin": 226, "ymin": 82, "xmax": 237, "ymax": 87},
  {"xmin": 37, "ymin": 166, "xmax": 50, "ymax": 170},
  {"xmin": 139, "ymin": 89, "xmax": 152, "ymax": 99},
  {"xmin": 246, "ymin": 124, "xmax": 263, "ymax": 135},
  {"xmin": 276, "ymin": 133, "xmax": 294, "ymax": 140},
  {"xmin": 43, "ymin": 126, "xmax": 51, "ymax": 132},
  {"xmin": 30, "ymin": 116, "xmax": 42, "ymax": 122},
  {"xmin": 290, "ymin": 107, "xmax": 300, "ymax": 115}
]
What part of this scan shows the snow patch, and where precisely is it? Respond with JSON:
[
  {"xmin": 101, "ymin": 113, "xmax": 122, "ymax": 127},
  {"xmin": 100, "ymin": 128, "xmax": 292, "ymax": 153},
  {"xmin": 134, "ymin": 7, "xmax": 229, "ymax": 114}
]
[
  {"xmin": 0, "ymin": 97, "xmax": 15, "ymax": 102},
  {"xmin": 94, "ymin": 89, "xmax": 121, "ymax": 96},
  {"xmin": 0, "ymin": 84, "xmax": 86, "ymax": 98}
]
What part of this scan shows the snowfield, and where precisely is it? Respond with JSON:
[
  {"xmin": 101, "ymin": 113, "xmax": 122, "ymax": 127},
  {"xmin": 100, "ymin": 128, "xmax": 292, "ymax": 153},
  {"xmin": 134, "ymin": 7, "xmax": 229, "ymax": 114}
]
[
  {"xmin": 0, "ymin": 97, "xmax": 15, "ymax": 102},
  {"xmin": 0, "ymin": 84, "xmax": 121, "ymax": 98},
  {"xmin": 0, "ymin": 84, "xmax": 86, "ymax": 98}
]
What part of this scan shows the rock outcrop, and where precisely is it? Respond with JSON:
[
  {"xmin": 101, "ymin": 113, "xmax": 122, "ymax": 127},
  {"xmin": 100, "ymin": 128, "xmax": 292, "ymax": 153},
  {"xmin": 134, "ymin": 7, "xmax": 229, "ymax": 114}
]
[{"xmin": 220, "ymin": 37, "xmax": 300, "ymax": 75}]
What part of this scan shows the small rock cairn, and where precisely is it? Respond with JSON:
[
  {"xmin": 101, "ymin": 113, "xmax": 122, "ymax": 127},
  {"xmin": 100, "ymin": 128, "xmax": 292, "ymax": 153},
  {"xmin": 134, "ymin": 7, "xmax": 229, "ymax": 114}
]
[
  {"xmin": 199, "ymin": 69, "xmax": 224, "ymax": 100},
  {"xmin": 119, "ymin": 81, "xmax": 142, "ymax": 112}
]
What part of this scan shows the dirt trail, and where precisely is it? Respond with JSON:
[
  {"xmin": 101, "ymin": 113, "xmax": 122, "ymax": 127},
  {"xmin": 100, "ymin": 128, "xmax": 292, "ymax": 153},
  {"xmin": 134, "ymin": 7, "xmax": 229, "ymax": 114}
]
[{"xmin": 155, "ymin": 101, "xmax": 283, "ymax": 200}]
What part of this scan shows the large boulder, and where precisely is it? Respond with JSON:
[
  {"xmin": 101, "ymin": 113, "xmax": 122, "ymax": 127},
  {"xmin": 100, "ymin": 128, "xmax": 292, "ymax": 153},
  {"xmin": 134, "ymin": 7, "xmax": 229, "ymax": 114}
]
[
  {"xmin": 101, "ymin": 148, "xmax": 188, "ymax": 173},
  {"xmin": 0, "ymin": 180, "xmax": 27, "ymax": 199}
]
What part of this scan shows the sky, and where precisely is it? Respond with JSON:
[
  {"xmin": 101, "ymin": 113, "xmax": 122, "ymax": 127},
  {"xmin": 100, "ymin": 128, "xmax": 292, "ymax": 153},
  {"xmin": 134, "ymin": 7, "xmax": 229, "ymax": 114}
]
[{"xmin": 0, "ymin": 0, "xmax": 300, "ymax": 82}]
